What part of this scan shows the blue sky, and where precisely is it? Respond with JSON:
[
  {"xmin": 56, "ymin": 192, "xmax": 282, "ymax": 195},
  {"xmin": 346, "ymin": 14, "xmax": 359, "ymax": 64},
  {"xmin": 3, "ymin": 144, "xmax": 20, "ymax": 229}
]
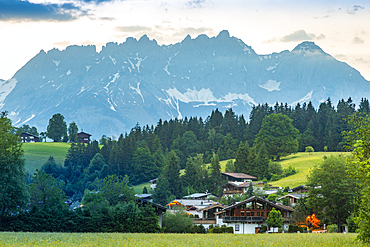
[{"xmin": 0, "ymin": 0, "xmax": 369, "ymax": 80}]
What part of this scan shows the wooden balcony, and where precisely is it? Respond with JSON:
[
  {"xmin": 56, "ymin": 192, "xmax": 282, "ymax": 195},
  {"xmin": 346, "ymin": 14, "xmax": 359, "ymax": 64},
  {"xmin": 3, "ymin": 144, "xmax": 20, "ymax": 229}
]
[
  {"xmin": 193, "ymin": 218, "xmax": 216, "ymax": 224},
  {"xmin": 223, "ymin": 216, "xmax": 264, "ymax": 223},
  {"xmin": 222, "ymin": 190, "xmax": 244, "ymax": 195}
]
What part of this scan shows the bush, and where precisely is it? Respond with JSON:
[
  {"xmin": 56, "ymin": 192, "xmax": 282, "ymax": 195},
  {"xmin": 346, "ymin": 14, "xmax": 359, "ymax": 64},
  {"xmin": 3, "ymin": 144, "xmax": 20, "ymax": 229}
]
[
  {"xmin": 260, "ymin": 225, "xmax": 267, "ymax": 233},
  {"xmin": 207, "ymin": 226, "xmax": 233, "ymax": 234},
  {"xmin": 305, "ymin": 146, "xmax": 315, "ymax": 153},
  {"xmin": 288, "ymin": 224, "xmax": 298, "ymax": 233},
  {"xmin": 327, "ymin": 224, "xmax": 337, "ymax": 233}
]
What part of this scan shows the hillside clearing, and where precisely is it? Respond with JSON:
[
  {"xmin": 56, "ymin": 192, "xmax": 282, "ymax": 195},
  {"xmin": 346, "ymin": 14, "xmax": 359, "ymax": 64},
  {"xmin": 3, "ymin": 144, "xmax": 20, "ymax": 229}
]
[{"xmin": 23, "ymin": 142, "xmax": 70, "ymax": 173}]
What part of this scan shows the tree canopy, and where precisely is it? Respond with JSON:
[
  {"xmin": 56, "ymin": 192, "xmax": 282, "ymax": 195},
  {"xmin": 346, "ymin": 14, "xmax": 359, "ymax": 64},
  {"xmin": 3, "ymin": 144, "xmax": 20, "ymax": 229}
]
[
  {"xmin": 254, "ymin": 113, "xmax": 299, "ymax": 161},
  {"xmin": 0, "ymin": 112, "xmax": 28, "ymax": 216},
  {"xmin": 307, "ymin": 155, "xmax": 358, "ymax": 233},
  {"xmin": 47, "ymin": 113, "xmax": 67, "ymax": 142},
  {"xmin": 346, "ymin": 113, "xmax": 370, "ymax": 242}
]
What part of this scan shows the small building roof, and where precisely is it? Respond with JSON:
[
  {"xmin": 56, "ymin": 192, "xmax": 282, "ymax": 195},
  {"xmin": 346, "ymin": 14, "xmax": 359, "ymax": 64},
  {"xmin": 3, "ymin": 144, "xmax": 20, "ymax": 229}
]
[
  {"xmin": 183, "ymin": 192, "xmax": 215, "ymax": 199},
  {"xmin": 221, "ymin": 181, "xmax": 250, "ymax": 188},
  {"xmin": 198, "ymin": 203, "xmax": 225, "ymax": 212},
  {"xmin": 20, "ymin": 132, "xmax": 39, "ymax": 137},
  {"xmin": 278, "ymin": 193, "xmax": 307, "ymax": 200},
  {"xmin": 77, "ymin": 131, "xmax": 92, "ymax": 136},
  {"xmin": 222, "ymin": 172, "xmax": 257, "ymax": 180}
]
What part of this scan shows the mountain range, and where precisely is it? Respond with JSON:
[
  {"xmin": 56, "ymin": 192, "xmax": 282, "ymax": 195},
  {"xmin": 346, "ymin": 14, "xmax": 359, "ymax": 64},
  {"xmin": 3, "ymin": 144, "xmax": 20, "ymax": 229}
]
[{"xmin": 1, "ymin": 30, "xmax": 369, "ymax": 138}]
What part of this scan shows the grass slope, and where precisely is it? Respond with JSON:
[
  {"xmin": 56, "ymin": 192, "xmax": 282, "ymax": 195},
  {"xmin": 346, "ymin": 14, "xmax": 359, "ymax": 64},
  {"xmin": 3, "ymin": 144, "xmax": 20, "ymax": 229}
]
[
  {"xmin": 270, "ymin": 152, "xmax": 347, "ymax": 188},
  {"xmin": 22, "ymin": 142, "xmax": 71, "ymax": 174},
  {"xmin": 0, "ymin": 232, "xmax": 363, "ymax": 247}
]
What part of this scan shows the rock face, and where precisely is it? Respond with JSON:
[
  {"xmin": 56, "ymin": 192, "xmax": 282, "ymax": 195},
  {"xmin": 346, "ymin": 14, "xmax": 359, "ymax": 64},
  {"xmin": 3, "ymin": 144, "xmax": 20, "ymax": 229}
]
[{"xmin": 1, "ymin": 30, "xmax": 369, "ymax": 138}]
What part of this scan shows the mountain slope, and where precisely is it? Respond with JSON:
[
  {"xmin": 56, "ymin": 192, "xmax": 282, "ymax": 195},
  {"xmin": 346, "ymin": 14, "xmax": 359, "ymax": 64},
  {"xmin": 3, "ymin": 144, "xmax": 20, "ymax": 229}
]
[{"xmin": 1, "ymin": 31, "xmax": 369, "ymax": 138}]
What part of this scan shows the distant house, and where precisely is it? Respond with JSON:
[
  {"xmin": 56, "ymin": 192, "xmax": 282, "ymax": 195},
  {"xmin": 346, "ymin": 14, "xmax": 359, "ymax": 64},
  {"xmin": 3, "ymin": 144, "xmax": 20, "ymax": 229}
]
[
  {"xmin": 183, "ymin": 192, "xmax": 215, "ymax": 200},
  {"xmin": 221, "ymin": 181, "xmax": 251, "ymax": 197},
  {"xmin": 278, "ymin": 193, "xmax": 307, "ymax": 207},
  {"xmin": 288, "ymin": 185, "xmax": 308, "ymax": 194},
  {"xmin": 77, "ymin": 131, "xmax": 91, "ymax": 143},
  {"xmin": 213, "ymin": 196, "xmax": 294, "ymax": 234},
  {"xmin": 20, "ymin": 132, "xmax": 40, "ymax": 143},
  {"xmin": 167, "ymin": 199, "xmax": 215, "ymax": 218},
  {"xmin": 149, "ymin": 178, "xmax": 158, "ymax": 190},
  {"xmin": 193, "ymin": 203, "xmax": 225, "ymax": 228},
  {"xmin": 222, "ymin": 172, "xmax": 257, "ymax": 182},
  {"xmin": 135, "ymin": 193, "xmax": 153, "ymax": 202}
]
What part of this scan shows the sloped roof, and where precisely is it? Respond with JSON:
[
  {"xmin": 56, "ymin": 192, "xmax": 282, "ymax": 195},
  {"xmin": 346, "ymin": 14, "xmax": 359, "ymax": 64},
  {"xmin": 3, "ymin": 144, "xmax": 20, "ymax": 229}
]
[
  {"xmin": 278, "ymin": 193, "xmax": 307, "ymax": 200},
  {"xmin": 222, "ymin": 172, "xmax": 257, "ymax": 180},
  {"xmin": 77, "ymin": 131, "xmax": 91, "ymax": 136},
  {"xmin": 198, "ymin": 203, "xmax": 225, "ymax": 212},
  {"xmin": 220, "ymin": 196, "xmax": 294, "ymax": 212},
  {"xmin": 221, "ymin": 181, "xmax": 250, "ymax": 188}
]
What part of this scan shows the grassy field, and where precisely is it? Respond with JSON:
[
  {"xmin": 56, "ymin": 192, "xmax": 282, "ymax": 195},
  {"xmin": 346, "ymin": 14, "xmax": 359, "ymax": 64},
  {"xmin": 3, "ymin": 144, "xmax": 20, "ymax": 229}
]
[
  {"xmin": 269, "ymin": 152, "xmax": 348, "ymax": 188},
  {"xmin": 0, "ymin": 232, "xmax": 365, "ymax": 247},
  {"xmin": 22, "ymin": 142, "xmax": 71, "ymax": 174}
]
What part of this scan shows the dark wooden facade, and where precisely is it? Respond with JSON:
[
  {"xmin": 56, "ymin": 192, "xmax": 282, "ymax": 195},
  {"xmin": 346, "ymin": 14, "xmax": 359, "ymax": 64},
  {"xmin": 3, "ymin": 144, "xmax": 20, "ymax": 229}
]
[
  {"xmin": 77, "ymin": 131, "xmax": 91, "ymax": 143},
  {"xmin": 216, "ymin": 196, "xmax": 294, "ymax": 223},
  {"xmin": 20, "ymin": 132, "xmax": 40, "ymax": 143}
]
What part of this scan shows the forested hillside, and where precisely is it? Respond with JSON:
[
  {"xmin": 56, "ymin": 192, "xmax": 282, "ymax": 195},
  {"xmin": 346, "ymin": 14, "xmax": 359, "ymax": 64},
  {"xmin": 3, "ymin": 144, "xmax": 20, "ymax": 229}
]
[{"xmin": 40, "ymin": 97, "xmax": 369, "ymax": 203}]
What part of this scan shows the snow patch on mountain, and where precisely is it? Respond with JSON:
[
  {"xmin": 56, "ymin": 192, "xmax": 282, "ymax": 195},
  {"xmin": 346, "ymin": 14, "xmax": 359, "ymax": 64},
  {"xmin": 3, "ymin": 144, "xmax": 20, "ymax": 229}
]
[
  {"xmin": 86, "ymin": 66, "xmax": 91, "ymax": 72},
  {"xmin": 107, "ymin": 98, "xmax": 116, "ymax": 111},
  {"xmin": 291, "ymin": 90, "xmax": 314, "ymax": 105},
  {"xmin": 52, "ymin": 60, "xmax": 60, "ymax": 67},
  {"xmin": 66, "ymin": 70, "xmax": 71, "ymax": 75},
  {"xmin": 0, "ymin": 78, "xmax": 17, "ymax": 108},
  {"xmin": 129, "ymin": 82, "xmax": 144, "ymax": 103},
  {"xmin": 258, "ymin": 80, "xmax": 281, "ymax": 91},
  {"xmin": 166, "ymin": 88, "xmax": 217, "ymax": 103},
  {"xmin": 222, "ymin": 93, "xmax": 257, "ymax": 105},
  {"xmin": 109, "ymin": 55, "xmax": 117, "ymax": 65}
]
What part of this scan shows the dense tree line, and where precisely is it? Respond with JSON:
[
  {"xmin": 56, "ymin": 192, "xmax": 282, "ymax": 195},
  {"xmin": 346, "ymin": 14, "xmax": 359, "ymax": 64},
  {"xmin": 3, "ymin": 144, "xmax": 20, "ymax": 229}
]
[{"xmin": 37, "ymin": 97, "xmax": 370, "ymax": 204}]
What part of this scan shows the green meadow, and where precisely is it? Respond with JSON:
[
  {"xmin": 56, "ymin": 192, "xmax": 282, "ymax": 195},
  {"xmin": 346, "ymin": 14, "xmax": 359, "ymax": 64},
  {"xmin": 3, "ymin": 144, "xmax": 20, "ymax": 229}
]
[
  {"xmin": 22, "ymin": 142, "xmax": 71, "ymax": 174},
  {"xmin": 0, "ymin": 232, "xmax": 365, "ymax": 247},
  {"xmin": 269, "ymin": 151, "xmax": 348, "ymax": 188}
]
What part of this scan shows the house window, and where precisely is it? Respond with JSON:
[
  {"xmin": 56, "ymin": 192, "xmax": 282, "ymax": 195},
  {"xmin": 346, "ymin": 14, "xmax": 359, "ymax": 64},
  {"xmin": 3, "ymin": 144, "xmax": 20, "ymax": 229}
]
[
  {"xmin": 257, "ymin": 212, "xmax": 260, "ymax": 216},
  {"xmin": 246, "ymin": 202, "xmax": 254, "ymax": 209},
  {"xmin": 256, "ymin": 202, "xmax": 265, "ymax": 210},
  {"xmin": 251, "ymin": 212, "xmax": 255, "ymax": 216},
  {"xmin": 246, "ymin": 211, "xmax": 251, "ymax": 216},
  {"xmin": 235, "ymin": 224, "xmax": 240, "ymax": 231},
  {"xmin": 241, "ymin": 211, "xmax": 244, "ymax": 216},
  {"xmin": 261, "ymin": 212, "xmax": 265, "ymax": 217}
]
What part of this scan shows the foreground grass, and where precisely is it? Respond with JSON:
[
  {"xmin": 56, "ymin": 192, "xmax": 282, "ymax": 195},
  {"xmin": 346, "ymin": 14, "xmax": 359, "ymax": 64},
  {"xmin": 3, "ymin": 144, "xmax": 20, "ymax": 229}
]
[
  {"xmin": 23, "ymin": 142, "xmax": 71, "ymax": 173},
  {"xmin": 0, "ymin": 232, "xmax": 365, "ymax": 247}
]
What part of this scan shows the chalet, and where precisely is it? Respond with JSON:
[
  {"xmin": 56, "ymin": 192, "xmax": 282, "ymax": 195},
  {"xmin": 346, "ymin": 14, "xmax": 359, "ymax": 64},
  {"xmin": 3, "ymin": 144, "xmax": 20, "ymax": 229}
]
[
  {"xmin": 278, "ymin": 193, "xmax": 307, "ymax": 207},
  {"xmin": 222, "ymin": 172, "xmax": 257, "ymax": 182},
  {"xmin": 288, "ymin": 185, "xmax": 308, "ymax": 194},
  {"xmin": 214, "ymin": 196, "xmax": 294, "ymax": 234},
  {"xmin": 167, "ymin": 199, "xmax": 215, "ymax": 218},
  {"xmin": 149, "ymin": 178, "xmax": 158, "ymax": 190},
  {"xmin": 20, "ymin": 132, "xmax": 40, "ymax": 143},
  {"xmin": 77, "ymin": 131, "xmax": 91, "ymax": 144},
  {"xmin": 193, "ymin": 203, "xmax": 225, "ymax": 229},
  {"xmin": 221, "ymin": 181, "xmax": 251, "ymax": 197}
]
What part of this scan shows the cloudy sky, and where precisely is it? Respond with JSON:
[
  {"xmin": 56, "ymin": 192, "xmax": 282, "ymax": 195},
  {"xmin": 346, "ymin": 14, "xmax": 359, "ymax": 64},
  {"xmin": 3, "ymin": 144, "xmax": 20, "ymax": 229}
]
[{"xmin": 0, "ymin": 0, "xmax": 369, "ymax": 80}]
